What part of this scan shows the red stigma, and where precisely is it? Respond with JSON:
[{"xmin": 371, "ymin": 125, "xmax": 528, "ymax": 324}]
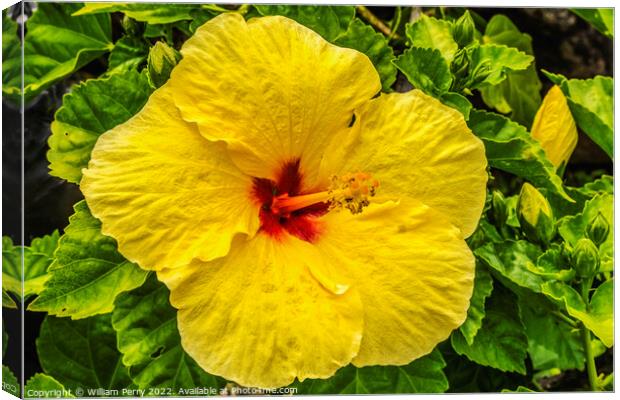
[{"xmin": 251, "ymin": 159, "xmax": 328, "ymax": 243}]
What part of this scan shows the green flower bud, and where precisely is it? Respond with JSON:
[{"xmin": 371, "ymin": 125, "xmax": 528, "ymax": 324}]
[
  {"xmin": 122, "ymin": 15, "xmax": 144, "ymax": 37},
  {"xmin": 450, "ymin": 48, "xmax": 469, "ymax": 79},
  {"xmin": 571, "ymin": 238, "xmax": 600, "ymax": 278},
  {"xmin": 586, "ymin": 212, "xmax": 610, "ymax": 247},
  {"xmin": 453, "ymin": 11, "xmax": 476, "ymax": 47},
  {"xmin": 490, "ymin": 190, "xmax": 507, "ymax": 226},
  {"xmin": 147, "ymin": 42, "xmax": 182, "ymax": 89},
  {"xmin": 517, "ymin": 183, "xmax": 555, "ymax": 244},
  {"xmin": 469, "ymin": 58, "xmax": 492, "ymax": 87}
]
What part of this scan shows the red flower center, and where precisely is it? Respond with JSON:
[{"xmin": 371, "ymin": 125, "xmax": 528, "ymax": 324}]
[{"xmin": 251, "ymin": 159, "xmax": 328, "ymax": 243}]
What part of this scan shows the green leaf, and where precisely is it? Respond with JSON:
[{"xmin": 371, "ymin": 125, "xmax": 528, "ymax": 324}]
[
  {"xmin": 558, "ymin": 194, "xmax": 613, "ymax": 272},
  {"xmin": 542, "ymin": 187, "xmax": 592, "ymax": 223},
  {"xmin": 2, "ymin": 290, "xmax": 16, "ymax": 309},
  {"xmin": 112, "ymin": 275, "xmax": 220, "ymax": 392},
  {"xmin": 459, "ymin": 264, "xmax": 493, "ymax": 345},
  {"xmin": 480, "ymin": 15, "xmax": 542, "ymax": 127},
  {"xmin": 528, "ymin": 246, "xmax": 575, "ymax": 281},
  {"xmin": 518, "ymin": 294, "xmax": 584, "ymax": 370},
  {"xmin": 255, "ymin": 5, "xmax": 355, "ymax": 41},
  {"xmin": 143, "ymin": 23, "xmax": 167, "ymax": 38},
  {"xmin": 2, "ymin": 233, "xmax": 59, "ymax": 299},
  {"xmin": 188, "ymin": 8, "xmax": 220, "ymax": 33},
  {"xmin": 295, "ymin": 349, "xmax": 447, "ymax": 394},
  {"xmin": 47, "ymin": 69, "xmax": 153, "ymax": 184},
  {"xmin": 25, "ymin": 374, "xmax": 73, "ymax": 398},
  {"xmin": 20, "ymin": 252, "xmax": 52, "ymax": 297},
  {"xmin": 563, "ymin": 76, "xmax": 614, "ymax": 158},
  {"xmin": 334, "ymin": 19, "xmax": 396, "ymax": 91},
  {"xmin": 451, "ymin": 288, "xmax": 528, "ymax": 374},
  {"xmin": 543, "ymin": 72, "xmax": 613, "ymax": 159},
  {"xmin": 3, "ymin": 236, "xmax": 22, "ymax": 296},
  {"xmin": 579, "ymin": 175, "xmax": 613, "ymax": 196},
  {"xmin": 473, "ymin": 219, "xmax": 505, "ymax": 247},
  {"xmin": 2, "ymin": 10, "xmax": 20, "ymax": 101},
  {"xmin": 2, "ymin": 365, "xmax": 19, "ymax": 397},
  {"xmin": 480, "ymin": 82, "xmax": 512, "ymax": 113},
  {"xmin": 29, "ymin": 201, "xmax": 149, "ymax": 319},
  {"xmin": 571, "ymin": 9, "xmax": 613, "ymax": 38},
  {"xmin": 405, "ymin": 15, "xmax": 457, "ymax": 62},
  {"xmin": 541, "ymin": 280, "xmax": 613, "ymax": 347},
  {"xmin": 483, "ymin": 15, "xmax": 532, "ymax": 50},
  {"xmin": 439, "ymin": 92, "xmax": 472, "ymax": 119},
  {"xmin": 3, "ymin": 3, "xmax": 113, "ymax": 103},
  {"xmin": 394, "ymin": 47, "xmax": 452, "ymax": 96},
  {"xmin": 30, "ymin": 231, "xmax": 61, "ymax": 257},
  {"xmin": 107, "ymin": 36, "xmax": 149, "ymax": 75},
  {"xmin": 547, "ymin": 177, "xmax": 612, "ymax": 222},
  {"xmin": 73, "ymin": 3, "xmax": 198, "ymax": 24},
  {"xmin": 467, "ymin": 44, "xmax": 533, "ymax": 88},
  {"xmin": 467, "ymin": 110, "xmax": 572, "ymax": 201},
  {"xmin": 475, "ymin": 240, "xmax": 544, "ymax": 293},
  {"xmin": 443, "ymin": 348, "xmax": 528, "ymax": 392},
  {"xmin": 542, "ymin": 70, "xmax": 566, "ymax": 86},
  {"xmin": 36, "ymin": 314, "xmax": 132, "ymax": 393},
  {"xmin": 502, "ymin": 386, "xmax": 536, "ymax": 392}
]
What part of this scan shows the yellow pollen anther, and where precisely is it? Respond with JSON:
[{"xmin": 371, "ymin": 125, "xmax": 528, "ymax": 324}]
[
  {"xmin": 269, "ymin": 172, "xmax": 379, "ymax": 215},
  {"xmin": 328, "ymin": 172, "xmax": 379, "ymax": 215}
]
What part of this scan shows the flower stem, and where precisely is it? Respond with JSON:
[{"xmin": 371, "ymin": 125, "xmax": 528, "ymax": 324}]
[
  {"xmin": 388, "ymin": 7, "xmax": 402, "ymax": 41},
  {"xmin": 356, "ymin": 5, "xmax": 401, "ymax": 40},
  {"xmin": 551, "ymin": 310, "xmax": 578, "ymax": 328},
  {"xmin": 580, "ymin": 277, "xmax": 599, "ymax": 391}
]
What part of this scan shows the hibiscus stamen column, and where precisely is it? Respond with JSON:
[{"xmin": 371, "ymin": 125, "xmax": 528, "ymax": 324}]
[{"xmin": 271, "ymin": 172, "xmax": 380, "ymax": 216}]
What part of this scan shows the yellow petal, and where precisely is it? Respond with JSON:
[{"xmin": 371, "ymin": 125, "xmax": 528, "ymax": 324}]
[
  {"xmin": 81, "ymin": 86, "xmax": 260, "ymax": 271},
  {"xmin": 169, "ymin": 13, "xmax": 381, "ymax": 190},
  {"xmin": 531, "ymin": 85, "xmax": 578, "ymax": 170},
  {"xmin": 327, "ymin": 90, "xmax": 487, "ymax": 237},
  {"xmin": 311, "ymin": 198, "xmax": 475, "ymax": 366},
  {"xmin": 160, "ymin": 234, "xmax": 363, "ymax": 389}
]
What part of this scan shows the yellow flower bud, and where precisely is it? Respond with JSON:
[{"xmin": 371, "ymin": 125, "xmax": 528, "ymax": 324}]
[
  {"xmin": 517, "ymin": 183, "xmax": 555, "ymax": 244},
  {"xmin": 531, "ymin": 85, "xmax": 578, "ymax": 171}
]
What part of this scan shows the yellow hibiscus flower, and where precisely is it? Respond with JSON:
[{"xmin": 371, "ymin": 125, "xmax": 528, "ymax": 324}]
[{"xmin": 81, "ymin": 14, "xmax": 488, "ymax": 389}]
